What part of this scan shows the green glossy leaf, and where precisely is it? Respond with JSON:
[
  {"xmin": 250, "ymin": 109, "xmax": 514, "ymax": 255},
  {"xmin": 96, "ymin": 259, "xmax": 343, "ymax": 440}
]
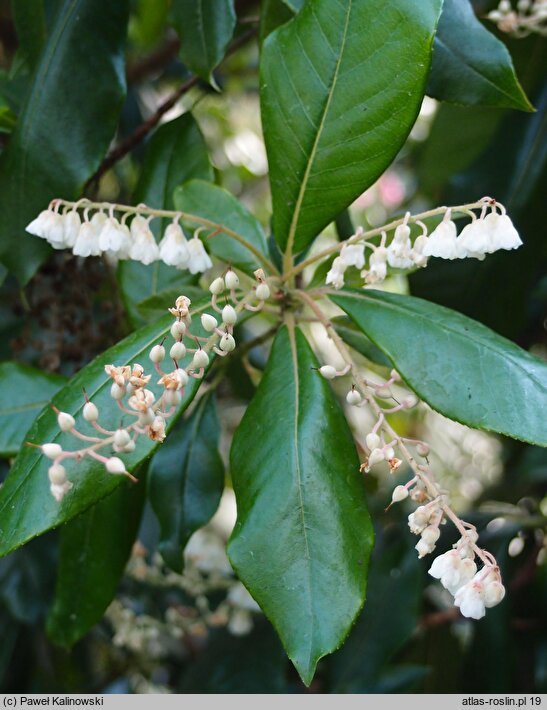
[
  {"xmin": 149, "ymin": 392, "xmax": 224, "ymax": 573},
  {"xmin": 12, "ymin": 0, "xmax": 46, "ymax": 70},
  {"xmin": 119, "ymin": 113, "xmax": 212, "ymax": 326},
  {"xmin": 332, "ymin": 316, "xmax": 391, "ymax": 369},
  {"xmin": 260, "ymin": 0, "xmax": 294, "ymax": 43},
  {"xmin": 0, "ymin": 0, "xmax": 129, "ymax": 284},
  {"xmin": 331, "ymin": 289, "xmax": 547, "ymax": 446},
  {"xmin": 261, "ymin": 0, "xmax": 443, "ymax": 255},
  {"xmin": 0, "ymin": 298, "xmax": 213, "ymax": 558},
  {"xmin": 0, "ymin": 362, "xmax": 67, "ymax": 457},
  {"xmin": 46, "ymin": 474, "xmax": 146, "ymax": 647},
  {"xmin": 228, "ymin": 324, "xmax": 373, "ymax": 685},
  {"xmin": 174, "ymin": 180, "xmax": 270, "ymax": 274},
  {"xmin": 0, "ymin": 534, "xmax": 57, "ymax": 624},
  {"xmin": 170, "ymin": 0, "xmax": 236, "ymax": 87},
  {"xmin": 428, "ymin": 0, "xmax": 533, "ymax": 111}
]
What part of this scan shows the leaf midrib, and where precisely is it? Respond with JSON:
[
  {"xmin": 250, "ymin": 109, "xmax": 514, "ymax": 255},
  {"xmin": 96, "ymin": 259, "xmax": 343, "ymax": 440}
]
[
  {"xmin": 284, "ymin": 0, "xmax": 352, "ymax": 260},
  {"xmin": 287, "ymin": 322, "xmax": 314, "ymax": 666}
]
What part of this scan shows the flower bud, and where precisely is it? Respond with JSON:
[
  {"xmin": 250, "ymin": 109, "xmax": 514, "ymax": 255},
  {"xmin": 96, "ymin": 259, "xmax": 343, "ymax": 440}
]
[
  {"xmin": 201, "ymin": 313, "xmax": 218, "ymax": 332},
  {"xmin": 402, "ymin": 395, "xmax": 418, "ymax": 409},
  {"xmin": 170, "ymin": 321, "xmax": 186, "ymax": 339},
  {"xmin": 209, "ymin": 277, "xmax": 225, "ymax": 295},
  {"xmin": 110, "ymin": 382, "xmax": 126, "ymax": 400},
  {"xmin": 122, "ymin": 440, "xmax": 136, "ymax": 453},
  {"xmin": 383, "ymin": 446, "xmax": 395, "ymax": 461},
  {"xmin": 83, "ymin": 401, "xmax": 99, "ymax": 422},
  {"xmin": 225, "ymin": 270, "xmax": 239, "ymax": 289},
  {"xmin": 149, "ymin": 344, "xmax": 166, "ymax": 363},
  {"xmin": 376, "ymin": 386, "xmax": 392, "ymax": 399},
  {"xmin": 57, "ymin": 412, "xmax": 75, "ymax": 431},
  {"xmin": 164, "ymin": 389, "xmax": 182, "ymax": 407},
  {"xmin": 484, "ymin": 581, "xmax": 505, "ymax": 608},
  {"xmin": 416, "ymin": 442, "xmax": 429, "ymax": 457},
  {"xmin": 415, "ymin": 538, "xmax": 435, "ymax": 558},
  {"xmin": 220, "ymin": 333, "xmax": 236, "ymax": 352},
  {"xmin": 392, "ymin": 485, "xmax": 409, "ymax": 503},
  {"xmin": 256, "ymin": 283, "xmax": 271, "ymax": 300},
  {"xmin": 105, "ymin": 457, "xmax": 127, "ymax": 475},
  {"xmin": 192, "ymin": 350, "xmax": 209, "ymax": 369},
  {"xmin": 346, "ymin": 389, "xmax": 362, "ymax": 405},
  {"xmin": 42, "ymin": 443, "xmax": 63, "ymax": 459},
  {"xmin": 390, "ymin": 369, "xmax": 401, "ymax": 382},
  {"xmin": 221, "ymin": 304, "xmax": 237, "ymax": 325},
  {"xmin": 139, "ymin": 408, "xmax": 155, "ymax": 426},
  {"xmin": 365, "ymin": 432, "xmax": 381, "ymax": 451},
  {"xmin": 170, "ymin": 341, "xmax": 186, "ymax": 361},
  {"xmin": 48, "ymin": 463, "xmax": 67, "ymax": 485},
  {"xmin": 114, "ymin": 429, "xmax": 131, "ymax": 448},
  {"xmin": 421, "ymin": 525, "xmax": 441, "ymax": 545},
  {"xmin": 368, "ymin": 448, "xmax": 384, "ymax": 467},
  {"xmin": 319, "ymin": 365, "xmax": 337, "ymax": 380},
  {"xmin": 175, "ymin": 368, "xmax": 189, "ymax": 388}
]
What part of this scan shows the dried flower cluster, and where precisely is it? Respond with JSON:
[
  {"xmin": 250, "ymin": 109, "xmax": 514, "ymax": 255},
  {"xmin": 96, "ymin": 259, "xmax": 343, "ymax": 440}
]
[
  {"xmin": 326, "ymin": 198, "xmax": 522, "ymax": 289},
  {"xmin": 487, "ymin": 0, "xmax": 547, "ymax": 37},
  {"xmin": 31, "ymin": 271, "xmax": 271, "ymax": 503},
  {"xmin": 26, "ymin": 199, "xmax": 213, "ymax": 272}
]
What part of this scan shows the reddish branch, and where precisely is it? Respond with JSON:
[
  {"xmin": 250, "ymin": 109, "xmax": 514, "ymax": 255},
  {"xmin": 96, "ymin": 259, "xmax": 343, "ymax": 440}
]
[{"xmin": 87, "ymin": 27, "xmax": 257, "ymax": 188}]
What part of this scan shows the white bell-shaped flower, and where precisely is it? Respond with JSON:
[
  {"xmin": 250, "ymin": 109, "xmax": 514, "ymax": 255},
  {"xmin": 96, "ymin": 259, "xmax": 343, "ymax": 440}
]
[
  {"xmin": 422, "ymin": 216, "xmax": 460, "ymax": 259},
  {"xmin": 483, "ymin": 211, "xmax": 523, "ymax": 251},
  {"xmin": 187, "ymin": 237, "xmax": 212, "ymax": 274},
  {"xmin": 26, "ymin": 210, "xmax": 58, "ymax": 240},
  {"xmin": 411, "ymin": 234, "xmax": 429, "ymax": 267},
  {"xmin": 387, "ymin": 224, "xmax": 414, "ymax": 269},
  {"xmin": 340, "ymin": 242, "xmax": 365, "ymax": 269},
  {"xmin": 99, "ymin": 217, "xmax": 130, "ymax": 253},
  {"xmin": 326, "ymin": 256, "xmax": 347, "ymax": 289},
  {"xmin": 63, "ymin": 211, "xmax": 81, "ymax": 248},
  {"xmin": 457, "ymin": 218, "xmax": 492, "ymax": 258},
  {"xmin": 73, "ymin": 221, "xmax": 102, "ymax": 257},
  {"xmin": 159, "ymin": 222, "xmax": 190, "ymax": 267},
  {"xmin": 429, "ymin": 550, "xmax": 477, "ymax": 595},
  {"xmin": 454, "ymin": 576, "xmax": 486, "ymax": 620},
  {"xmin": 364, "ymin": 247, "xmax": 388, "ymax": 284},
  {"xmin": 129, "ymin": 216, "xmax": 159, "ymax": 264}
]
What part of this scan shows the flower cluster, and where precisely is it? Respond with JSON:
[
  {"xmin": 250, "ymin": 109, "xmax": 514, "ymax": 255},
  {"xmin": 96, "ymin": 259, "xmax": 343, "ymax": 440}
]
[
  {"xmin": 326, "ymin": 198, "xmax": 522, "ymax": 289},
  {"xmin": 26, "ymin": 199, "xmax": 213, "ymax": 273},
  {"xmin": 316, "ymin": 347, "xmax": 505, "ymax": 620},
  {"xmin": 487, "ymin": 0, "xmax": 547, "ymax": 37},
  {"xmin": 32, "ymin": 271, "xmax": 271, "ymax": 503}
]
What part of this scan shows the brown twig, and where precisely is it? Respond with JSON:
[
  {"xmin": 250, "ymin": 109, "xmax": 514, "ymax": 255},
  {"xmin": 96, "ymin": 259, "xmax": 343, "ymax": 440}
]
[
  {"xmin": 87, "ymin": 27, "xmax": 257, "ymax": 188},
  {"xmin": 125, "ymin": 31, "xmax": 181, "ymax": 86}
]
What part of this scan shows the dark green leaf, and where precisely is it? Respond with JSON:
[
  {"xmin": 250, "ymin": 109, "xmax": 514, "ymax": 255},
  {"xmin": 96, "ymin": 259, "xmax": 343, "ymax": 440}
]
[
  {"xmin": 0, "ymin": 0, "xmax": 130, "ymax": 284},
  {"xmin": 428, "ymin": 0, "xmax": 533, "ymax": 111},
  {"xmin": 331, "ymin": 289, "xmax": 547, "ymax": 446},
  {"xmin": 12, "ymin": 0, "xmax": 47, "ymax": 70},
  {"xmin": 170, "ymin": 0, "xmax": 236, "ymax": 86},
  {"xmin": 228, "ymin": 324, "xmax": 373, "ymax": 685},
  {"xmin": 174, "ymin": 179, "xmax": 271, "ymax": 275},
  {"xmin": 261, "ymin": 0, "xmax": 443, "ymax": 255},
  {"xmin": 46, "ymin": 473, "xmax": 146, "ymax": 646},
  {"xmin": 0, "ymin": 298, "xmax": 213, "ymax": 558},
  {"xmin": 119, "ymin": 113, "xmax": 213, "ymax": 326},
  {"xmin": 0, "ymin": 534, "xmax": 57, "ymax": 624},
  {"xmin": 332, "ymin": 316, "xmax": 391, "ymax": 369},
  {"xmin": 149, "ymin": 392, "xmax": 224, "ymax": 573},
  {"xmin": 0, "ymin": 362, "xmax": 67, "ymax": 457},
  {"xmin": 259, "ymin": 0, "xmax": 294, "ymax": 43}
]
